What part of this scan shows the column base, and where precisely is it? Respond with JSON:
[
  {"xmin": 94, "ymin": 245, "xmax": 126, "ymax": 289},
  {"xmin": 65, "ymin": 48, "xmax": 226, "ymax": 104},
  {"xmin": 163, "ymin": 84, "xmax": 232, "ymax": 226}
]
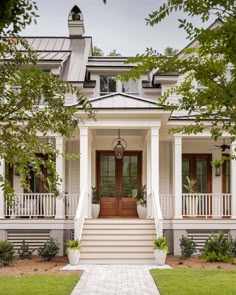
[{"xmin": 174, "ymin": 215, "xmax": 183, "ymax": 219}]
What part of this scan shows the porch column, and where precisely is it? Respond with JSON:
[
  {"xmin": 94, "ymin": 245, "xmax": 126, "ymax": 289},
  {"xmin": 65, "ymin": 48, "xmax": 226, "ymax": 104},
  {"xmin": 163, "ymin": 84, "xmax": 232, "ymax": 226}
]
[
  {"xmin": 231, "ymin": 141, "xmax": 236, "ymax": 218},
  {"xmin": 173, "ymin": 135, "xmax": 183, "ymax": 219},
  {"xmin": 80, "ymin": 127, "xmax": 89, "ymax": 217},
  {"xmin": 0, "ymin": 158, "xmax": 5, "ymax": 219},
  {"xmin": 146, "ymin": 131, "xmax": 152, "ymax": 218},
  {"xmin": 150, "ymin": 127, "xmax": 160, "ymax": 217},
  {"xmin": 55, "ymin": 136, "xmax": 65, "ymax": 219}
]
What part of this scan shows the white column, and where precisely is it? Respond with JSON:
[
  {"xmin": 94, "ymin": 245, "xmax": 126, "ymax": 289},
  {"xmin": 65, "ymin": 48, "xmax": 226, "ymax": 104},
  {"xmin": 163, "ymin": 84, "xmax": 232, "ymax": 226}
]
[
  {"xmin": 0, "ymin": 158, "xmax": 5, "ymax": 219},
  {"xmin": 55, "ymin": 136, "xmax": 65, "ymax": 219},
  {"xmin": 80, "ymin": 127, "xmax": 89, "ymax": 218},
  {"xmin": 150, "ymin": 127, "xmax": 160, "ymax": 217},
  {"xmin": 231, "ymin": 141, "xmax": 236, "ymax": 218},
  {"xmin": 173, "ymin": 135, "xmax": 183, "ymax": 219},
  {"xmin": 87, "ymin": 130, "xmax": 92, "ymax": 218},
  {"xmin": 146, "ymin": 131, "xmax": 152, "ymax": 218}
]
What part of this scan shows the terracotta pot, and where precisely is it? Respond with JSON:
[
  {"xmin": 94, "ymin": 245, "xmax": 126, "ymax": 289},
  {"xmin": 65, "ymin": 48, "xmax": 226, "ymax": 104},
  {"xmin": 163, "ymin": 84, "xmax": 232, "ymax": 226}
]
[
  {"xmin": 92, "ymin": 204, "xmax": 100, "ymax": 218},
  {"xmin": 137, "ymin": 205, "xmax": 147, "ymax": 218},
  {"xmin": 68, "ymin": 249, "xmax": 80, "ymax": 265},
  {"xmin": 154, "ymin": 249, "xmax": 167, "ymax": 266}
]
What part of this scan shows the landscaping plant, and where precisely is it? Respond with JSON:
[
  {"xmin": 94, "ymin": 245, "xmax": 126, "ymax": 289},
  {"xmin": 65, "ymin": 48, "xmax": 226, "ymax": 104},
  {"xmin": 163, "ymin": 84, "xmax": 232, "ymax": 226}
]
[
  {"xmin": 0, "ymin": 240, "xmax": 16, "ymax": 266},
  {"xmin": 18, "ymin": 240, "xmax": 33, "ymax": 259},
  {"xmin": 201, "ymin": 232, "xmax": 232, "ymax": 262},
  {"xmin": 153, "ymin": 237, "xmax": 168, "ymax": 252},
  {"xmin": 38, "ymin": 238, "xmax": 59, "ymax": 261},
  {"xmin": 179, "ymin": 236, "xmax": 197, "ymax": 259},
  {"xmin": 65, "ymin": 239, "xmax": 80, "ymax": 252}
]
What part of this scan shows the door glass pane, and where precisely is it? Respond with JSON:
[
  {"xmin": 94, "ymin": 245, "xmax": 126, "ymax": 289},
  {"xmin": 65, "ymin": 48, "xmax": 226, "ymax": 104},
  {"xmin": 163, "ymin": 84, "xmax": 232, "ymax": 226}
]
[
  {"xmin": 122, "ymin": 155, "xmax": 138, "ymax": 198},
  {"xmin": 196, "ymin": 159, "xmax": 208, "ymax": 193},
  {"xmin": 182, "ymin": 159, "xmax": 190, "ymax": 193},
  {"xmin": 100, "ymin": 155, "xmax": 116, "ymax": 197}
]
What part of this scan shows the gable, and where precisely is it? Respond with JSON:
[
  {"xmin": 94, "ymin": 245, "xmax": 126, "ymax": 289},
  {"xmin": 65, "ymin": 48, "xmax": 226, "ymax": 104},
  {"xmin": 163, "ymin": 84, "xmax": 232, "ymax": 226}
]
[{"xmin": 90, "ymin": 93, "xmax": 159, "ymax": 109}]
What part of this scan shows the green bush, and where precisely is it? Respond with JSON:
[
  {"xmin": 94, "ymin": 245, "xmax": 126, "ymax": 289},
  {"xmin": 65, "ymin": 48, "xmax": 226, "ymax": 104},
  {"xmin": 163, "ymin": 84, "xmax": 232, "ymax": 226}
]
[
  {"xmin": 201, "ymin": 232, "xmax": 232, "ymax": 262},
  {"xmin": 37, "ymin": 238, "xmax": 59, "ymax": 261},
  {"xmin": 153, "ymin": 237, "xmax": 168, "ymax": 252},
  {"xmin": 231, "ymin": 238, "xmax": 236, "ymax": 257},
  {"xmin": 18, "ymin": 240, "xmax": 33, "ymax": 259},
  {"xmin": 0, "ymin": 240, "xmax": 16, "ymax": 266},
  {"xmin": 180, "ymin": 236, "xmax": 197, "ymax": 259}
]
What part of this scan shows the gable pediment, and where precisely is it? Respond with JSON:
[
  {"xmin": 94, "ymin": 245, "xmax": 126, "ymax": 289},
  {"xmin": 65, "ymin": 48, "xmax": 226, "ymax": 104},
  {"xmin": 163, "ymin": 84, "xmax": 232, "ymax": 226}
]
[{"xmin": 90, "ymin": 93, "xmax": 158, "ymax": 109}]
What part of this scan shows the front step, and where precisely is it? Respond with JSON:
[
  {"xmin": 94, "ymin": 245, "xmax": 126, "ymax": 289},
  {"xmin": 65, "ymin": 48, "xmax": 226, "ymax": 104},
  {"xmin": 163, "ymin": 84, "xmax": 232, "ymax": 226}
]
[{"xmin": 80, "ymin": 218, "xmax": 156, "ymax": 264}]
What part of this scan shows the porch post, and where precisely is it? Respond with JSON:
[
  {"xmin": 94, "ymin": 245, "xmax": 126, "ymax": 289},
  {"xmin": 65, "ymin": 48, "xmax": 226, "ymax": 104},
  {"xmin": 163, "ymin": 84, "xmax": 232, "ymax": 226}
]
[
  {"xmin": 173, "ymin": 135, "xmax": 183, "ymax": 219},
  {"xmin": 55, "ymin": 136, "xmax": 65, "ymax": 219},
  {"xmin": 231, "ymin": 141, "xmax": 236, "ymax": 218},
  {"xmin": 80, "ymin": 127, "xmax": 89, "ymax": 217},
  {"xmin": 150, "ymin": 127, "xmax": 160, "ymax": 217},
  {"xmin": 0, "ymin": 158, "xmax": 5, "ymax": 219},
  {"xmin": 146, "ymin": 131, "xmax": 152, "ymax": 218}
]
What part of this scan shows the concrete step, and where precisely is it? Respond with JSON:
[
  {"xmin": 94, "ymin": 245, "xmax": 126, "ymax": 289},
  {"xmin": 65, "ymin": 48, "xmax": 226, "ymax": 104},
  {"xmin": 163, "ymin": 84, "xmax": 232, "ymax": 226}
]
[
  {"xmin": 82, "ymin": 229, "xmax": 156, "ymax": 235},
  {"xmin": 81, "ymin": 246, "xmax": 154, "ymax": 252},
  {"xmin": 83, "ymin": 223, "xmax": 155, "ymax": 230},
  {"xmin": 81, "ymin": 240, "xmax": 154, "ymax": 246},
  {"xmin": 79, "ymin": 259, "xmax": 156, "ymax": 265},
  {"xmin": 81, "ymin": 234, "xmax": 155, "ymax": 241},
  {"xmin": 84, "ymin": 218, "xmax": 154, "ymax": 224}
]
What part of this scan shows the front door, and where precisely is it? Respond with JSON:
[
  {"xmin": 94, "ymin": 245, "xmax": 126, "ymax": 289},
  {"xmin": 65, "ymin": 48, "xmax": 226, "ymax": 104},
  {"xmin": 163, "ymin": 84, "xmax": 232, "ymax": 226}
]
[{"xmin": 97, "ymin": 151, "xmax": 142, "ymax": 217}]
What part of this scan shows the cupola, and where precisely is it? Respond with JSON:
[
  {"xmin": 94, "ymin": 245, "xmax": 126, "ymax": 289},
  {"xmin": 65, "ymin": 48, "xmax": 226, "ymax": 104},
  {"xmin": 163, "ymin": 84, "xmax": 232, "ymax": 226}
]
[{"xmin": 68, "ymin": 5, "xmax": 85, "ymax": 37}]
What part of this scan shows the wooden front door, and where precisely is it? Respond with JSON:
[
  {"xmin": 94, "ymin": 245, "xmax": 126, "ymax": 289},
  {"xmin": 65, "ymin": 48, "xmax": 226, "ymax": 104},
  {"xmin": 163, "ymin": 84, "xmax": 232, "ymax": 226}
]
[{"xmin": 97, "ymin": 151, "xmax": 142, "ymax": 217}]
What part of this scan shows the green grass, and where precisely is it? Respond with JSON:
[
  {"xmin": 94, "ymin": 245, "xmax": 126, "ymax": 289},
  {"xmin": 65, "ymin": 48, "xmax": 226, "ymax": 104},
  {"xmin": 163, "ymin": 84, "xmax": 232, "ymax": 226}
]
[
  {"xmin": 0, "ymin": 275, "xmax": 79, "ymax": 295},
  {"xmin": 150, "ymin": 269, "xmax": 236, "ymax": 295}
]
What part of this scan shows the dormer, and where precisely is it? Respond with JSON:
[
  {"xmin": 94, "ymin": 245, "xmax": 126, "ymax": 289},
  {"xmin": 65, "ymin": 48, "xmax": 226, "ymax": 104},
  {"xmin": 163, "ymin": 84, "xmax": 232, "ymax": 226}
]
[{"xmin": 68, "ymin": 5, "xmax": 85, "ymax": 37}]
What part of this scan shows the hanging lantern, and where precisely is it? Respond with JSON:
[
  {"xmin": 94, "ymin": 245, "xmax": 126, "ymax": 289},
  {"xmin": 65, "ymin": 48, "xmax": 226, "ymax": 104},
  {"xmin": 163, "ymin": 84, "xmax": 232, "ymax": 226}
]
[{"xmin": 112, "ymin": 129, "xmax": 127, "ymax": 159}]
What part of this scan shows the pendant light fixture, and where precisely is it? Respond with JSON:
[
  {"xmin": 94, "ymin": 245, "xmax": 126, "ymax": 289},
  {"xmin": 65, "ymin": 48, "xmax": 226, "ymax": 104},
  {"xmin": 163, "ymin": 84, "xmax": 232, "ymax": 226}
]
[{"xmin": 112, "ymin": 129, "xmax": 127, "ymax": 159}]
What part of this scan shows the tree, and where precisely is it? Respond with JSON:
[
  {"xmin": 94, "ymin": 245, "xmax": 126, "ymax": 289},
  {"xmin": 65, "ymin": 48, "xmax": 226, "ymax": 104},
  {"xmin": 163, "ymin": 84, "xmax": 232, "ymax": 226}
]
[
  {"xmin": 92, "ymin": 46, "xmax": 104, "ymax": 56},
  {"xmin": 108, "ymin": 50, "xmax": 122, "ymax": 57},
  {"xmin": 0, "ymin": 1, "xmax": 91, "ymax": 197},
  {"xmin": 123, "ymin": 0, "xmax": 236, "ymax": 158},
  {"xmin": 164, "ymin": 47, "xmax": 178, "ymax": 56}
]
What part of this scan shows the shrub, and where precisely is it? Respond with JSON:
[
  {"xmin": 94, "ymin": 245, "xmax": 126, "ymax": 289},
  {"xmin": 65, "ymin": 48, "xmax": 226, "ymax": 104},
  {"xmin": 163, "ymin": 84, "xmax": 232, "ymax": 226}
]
[
  {"xmin": 179, "ymin": 236, "xmax": 197, "ymax": 259},
  {"xmin": 153, "ymin": 237, "xmax": 168, "ymax": 252},
  {"xmin": 201, "ymin": 232, "xmax": 232, "ymax": 262},
  {"xmin": 65, "ymin": 239, "xmax": 80, "ymax": 253},
  {"xmin": 0, "ymin": 240, "xmax": 16, "ymax": 266},
  {"xmin": 37, "ymin": 238, "xmax": 59, "ymax": 261},
  {"xmin": 231, "ymin": 238, "xmax": 236, "ymax": 257},
  {"xmin": 18, "ymin": 240, "xmax": 33, "ymax": 259}
]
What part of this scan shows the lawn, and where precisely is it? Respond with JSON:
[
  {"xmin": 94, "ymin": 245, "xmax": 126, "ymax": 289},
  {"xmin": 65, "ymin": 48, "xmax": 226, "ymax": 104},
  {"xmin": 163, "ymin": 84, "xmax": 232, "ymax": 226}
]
[
  {"xmin": 0, "ymin": 275, "xmax": 80, "ymax": 295},
  {"xmin": 151, "ymin": 269, "xmax": 236, "ymax": 295}
]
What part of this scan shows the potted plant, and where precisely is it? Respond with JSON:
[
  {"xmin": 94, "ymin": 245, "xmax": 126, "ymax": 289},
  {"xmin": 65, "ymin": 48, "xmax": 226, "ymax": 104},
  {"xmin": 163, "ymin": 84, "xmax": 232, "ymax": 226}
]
[
  {"xmin": 91, "ymin": 187, "xmax": 100, "ymax": 218},
  {"xmin": 153, "ymin": 236, "xmax": 168, "ymax": 265},
  {"xmin": 136, "ymin": 185, "xmax": 147, "ymax": 218},
  {"xmin": 65, "ymin": 239, "xmax": 80, "ymax": 265}
]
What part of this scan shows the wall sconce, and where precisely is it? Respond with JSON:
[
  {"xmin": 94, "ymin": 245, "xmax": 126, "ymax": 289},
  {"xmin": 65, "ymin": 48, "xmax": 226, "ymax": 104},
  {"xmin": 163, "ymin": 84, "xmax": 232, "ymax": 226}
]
[{"xmin": 215, "ymin": 164, "xmax": 221, "ymax": 177}]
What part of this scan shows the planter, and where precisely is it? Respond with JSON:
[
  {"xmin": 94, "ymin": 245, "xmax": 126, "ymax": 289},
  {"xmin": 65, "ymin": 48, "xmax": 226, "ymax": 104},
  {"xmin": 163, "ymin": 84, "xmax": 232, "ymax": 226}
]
[
  {"xmin": 137, "ymin": 205, "xmax": 147, "ymax": 218},
  {"xmin": 154, "ymin": 249, "xmax": 167, "ymax": 266},
  {"xmin": 68, "ymin": 249, "xmax": 80, "ymax": 265},
  {"xmin": 92, "ymin": 204, "xmax": 100, "ymax": 218}
]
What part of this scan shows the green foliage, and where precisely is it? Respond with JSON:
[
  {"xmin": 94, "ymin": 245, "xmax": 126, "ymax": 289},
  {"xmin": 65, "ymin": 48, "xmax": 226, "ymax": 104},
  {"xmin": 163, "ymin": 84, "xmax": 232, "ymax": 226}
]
[
  {"xmin": 123, "ymin": 1, "xmax": 236, "ymax": 156},
  {"xmin": 183, "ymin": 176, "xmax": 197, "ymax": 193},
  {"xmin": 0, "ymin": 0, "xmax": 92, "ymax": 201},
  {"xmin": 164, "ymin": 47, "xmax": 178, "ymax": 56},
  {"xmin": 201, "ymin": 232, "xmax": 233, "ymax": 262},
  {"xmin": 0, "ymin": 240, "xmax": 16, "ymax": 266},
  {"xmin": 91, "ymin": 187, "xmax": 100, "ymax": 204},
  {"xmin": 153, "ymin": 236, "xmax": 168, "ymax": 252},
  {"xmin": 17, "ymin": 240, "xmax": 33, "ymax": 259},
  {"xmin": 108, "ymin": 50, "xmax": 122, "ymax": 57},
  {"xmin": 230, "ymin": 238, "xmax": 236, "ymax": 256},
  {"xmin": 179, "ymin": 236, "xmax": 197, "ymax": 259},
  {"xmin": 92, "ymin": 46, "xmax": 104, "ymax": 56},
  {"xmin": 65, "ymin": 240, "xmax": 80, "ymax": 253},
  {"xmin": 136, "ymin": 185, "xmax": 147, "ymax": 207},
  {"xmin": 37, "ymin": 238, "xmax": 59, "ymax": 261}
]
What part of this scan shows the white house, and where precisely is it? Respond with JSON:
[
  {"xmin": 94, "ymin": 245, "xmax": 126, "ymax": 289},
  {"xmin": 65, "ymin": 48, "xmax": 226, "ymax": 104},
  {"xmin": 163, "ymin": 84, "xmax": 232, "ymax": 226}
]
[{"xmin": 0, "ymin": 6, "xmax": 235, "ymax": 264}]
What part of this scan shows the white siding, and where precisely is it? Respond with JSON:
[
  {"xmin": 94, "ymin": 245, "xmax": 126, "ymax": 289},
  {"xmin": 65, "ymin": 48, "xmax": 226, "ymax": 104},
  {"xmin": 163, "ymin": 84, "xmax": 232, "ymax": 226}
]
[{"xmin": 66, "ymin": 141, "xmax": 80, "ymax": 193}]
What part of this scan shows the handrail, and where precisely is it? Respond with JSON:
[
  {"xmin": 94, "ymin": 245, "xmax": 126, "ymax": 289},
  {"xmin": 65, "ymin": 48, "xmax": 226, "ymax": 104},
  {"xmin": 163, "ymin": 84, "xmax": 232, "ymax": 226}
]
[
  {"xmin": 74, "ymin": 188, "xmax": 87, "ymax": 241},
  {"xmin": 153, "ymin": 188, "xmax": 163, "ymax": 237}
]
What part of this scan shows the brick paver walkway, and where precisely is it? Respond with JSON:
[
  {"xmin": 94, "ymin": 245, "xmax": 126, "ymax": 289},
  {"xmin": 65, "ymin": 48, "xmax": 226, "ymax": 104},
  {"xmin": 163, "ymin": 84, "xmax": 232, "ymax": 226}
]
[{"xmin": 66, "ymin": 265, "xmax": 161, "ymax": 295}]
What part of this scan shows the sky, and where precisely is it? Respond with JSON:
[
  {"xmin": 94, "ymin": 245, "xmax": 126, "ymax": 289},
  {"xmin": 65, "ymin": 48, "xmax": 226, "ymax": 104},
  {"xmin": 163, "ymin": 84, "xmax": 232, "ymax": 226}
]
[{"xmin": 22, "ymin": 0, "xmax": 214, "ymax": 56}]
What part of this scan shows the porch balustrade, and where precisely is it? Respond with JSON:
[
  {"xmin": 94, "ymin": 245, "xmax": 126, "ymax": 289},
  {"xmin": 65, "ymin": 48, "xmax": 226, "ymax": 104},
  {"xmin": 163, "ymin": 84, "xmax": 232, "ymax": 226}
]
[
  {"xmin": 4, "ymin": 193, "xmax": 80, "ymax": 218},
  {"xmin": 160, "ymin": 195, "xmax": 175, "ymax": 219},
  {"xmin": 182, "ymin": 193, "xmax": 232, "ymax": 217}
]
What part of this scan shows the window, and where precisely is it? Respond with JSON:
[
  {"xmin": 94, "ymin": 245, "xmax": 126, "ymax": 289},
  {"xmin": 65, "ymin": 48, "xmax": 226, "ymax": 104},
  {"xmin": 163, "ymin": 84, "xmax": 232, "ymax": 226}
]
[
  {"xmin": 122, "ymin": 80, "xmax": 139, "ymax": 94},
  {"xmin": 182, "ymin": 154, "xmax": 212, "ymax": 193},
  {"xmin": 222, "ymin": 158, "xmax": 230, "ymax": 193},
  {"xmin": 100, "ymin": 76, "xmax": 116, "ymax": 95}
]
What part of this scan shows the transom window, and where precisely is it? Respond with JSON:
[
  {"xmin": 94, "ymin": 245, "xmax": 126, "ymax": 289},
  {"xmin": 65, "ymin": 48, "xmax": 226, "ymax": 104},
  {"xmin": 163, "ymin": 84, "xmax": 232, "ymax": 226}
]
[
  {"xmin": 122, "ymin": 80, "xmax": 139, "ymax": 94},
  {"xmin": 100, "ymin": 76, "xmax": 116, "ymax": 95}
]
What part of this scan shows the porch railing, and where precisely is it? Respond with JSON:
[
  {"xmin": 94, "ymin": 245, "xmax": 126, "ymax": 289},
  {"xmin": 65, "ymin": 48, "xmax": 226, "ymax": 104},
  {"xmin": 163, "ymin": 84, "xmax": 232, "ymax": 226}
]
[
  {"xmin": 182, "ymin": 193, "xmax": 232, "ymax": 217},
  {"xmin": 5, "ymin": 193, "xmax": 56, "ymax": 218},
  {"xmin": 160, "ymin": 194, "xmax": 174, "ymax": 219},
  {"xmin": 65, "ymin": 194, "xmax": 80, "ymax": 218}
]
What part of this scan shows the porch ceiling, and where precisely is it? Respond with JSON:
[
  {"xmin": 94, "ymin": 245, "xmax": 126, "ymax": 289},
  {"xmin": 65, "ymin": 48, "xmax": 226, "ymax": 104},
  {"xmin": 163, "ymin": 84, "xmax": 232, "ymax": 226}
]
[{"xmin": 95, "ymin": 129, "xmax": 145, "ymax": 137}]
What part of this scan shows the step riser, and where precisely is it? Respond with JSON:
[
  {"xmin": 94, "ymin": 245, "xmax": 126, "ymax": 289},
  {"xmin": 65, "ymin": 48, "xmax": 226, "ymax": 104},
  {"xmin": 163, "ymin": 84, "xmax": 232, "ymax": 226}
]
[
  {"xmin": 79, "ymin": 259, "xmax": 156, "ymax": 265},
  {"xmin": 80, "ymin": 253, "xmax": 155, "ymax": 259},
  {"xmin": 81, "ymin": 235, "xmax": 155, "ymax": 241},
  {"xmin": 83, "ymin": 224, "xmax": 155, "ymax": 230},
  {"xmin": 82, "ymin": 229, "xmax": 156, "ymax": 235},
  {"xmin": 81, "ymin": 240, "xmax": 154, "ymax": 246},
  {"xmin": 84, "ymin": 219, "xmax": 154, "ymax": 224},
  {"xmin": 81, "ymin": 246, "xmax": 154, "ymax": 252}
]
